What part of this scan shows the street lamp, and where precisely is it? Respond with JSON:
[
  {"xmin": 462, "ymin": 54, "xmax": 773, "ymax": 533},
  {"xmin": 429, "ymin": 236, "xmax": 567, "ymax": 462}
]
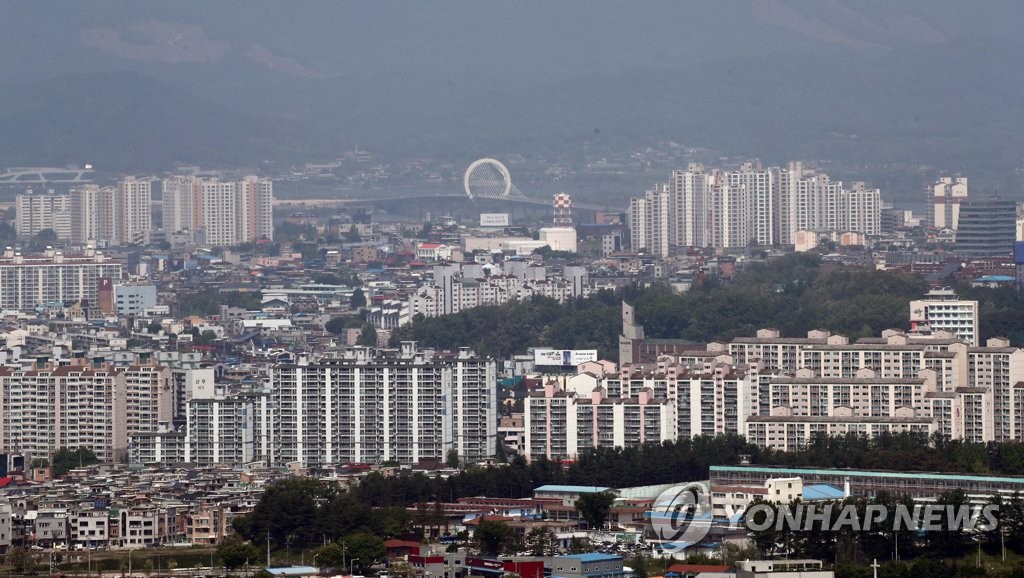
[{"xmin": 350, "ymin": 557, "xmax": 359, "ymax": 577}]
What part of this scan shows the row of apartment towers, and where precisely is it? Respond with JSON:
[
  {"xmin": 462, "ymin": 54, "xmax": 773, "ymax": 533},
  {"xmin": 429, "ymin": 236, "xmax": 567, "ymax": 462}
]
[
  {"xmin": 16, "ymin": 176, "xmax": 273, "ymax": 247},
  {"xmin": 628, "ymin": 161, "xmax": 882, "ymax": 255}
]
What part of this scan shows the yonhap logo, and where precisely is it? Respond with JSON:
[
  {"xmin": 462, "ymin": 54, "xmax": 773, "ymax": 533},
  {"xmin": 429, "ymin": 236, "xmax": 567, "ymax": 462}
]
[{"xmin": 649, "ymin": 482, "xmax": 713, "ymax": 553}]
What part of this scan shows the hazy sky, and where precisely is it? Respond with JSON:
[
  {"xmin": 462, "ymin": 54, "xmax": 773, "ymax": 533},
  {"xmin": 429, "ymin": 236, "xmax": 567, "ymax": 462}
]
[{"xmin": 3, "ymin": 1, "xmax": 1024, "ymax": 187}]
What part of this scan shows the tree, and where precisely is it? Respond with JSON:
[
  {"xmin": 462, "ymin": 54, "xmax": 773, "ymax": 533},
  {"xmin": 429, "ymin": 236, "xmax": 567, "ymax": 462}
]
[
  {"xmin": 575, "ymin": 491, "xmax": 616, "ymax": 529},
  {"xmin": 195, "ymin": 329, "xmax": 218, "ymax": 345},
  {"xmin": 6, "ymin": 547, "xmax": 33, "ymax": 574},
  {"xmin": 357, "ymin": 323, "xmax": 378, "ymax": 346},
  {"xmin": 29, "ymin": 228, "xmax": 59, "ymax": 251},
  {"xmin": 345, "ymin": 532, "xmax": 386, "ymax": 573},
  {"xmin": 474, "ymin": 519, "xmax": 514, "ymax": 557},
  {"xmin": 350, "ymin": 287, "xmax": 367, "ymax": 309},
  {"xmin": 446, "ymin": 449, "xmax": 461, "ymax": 469},
  {"xmin": 315, "ymin": 273, "xmax": 343, "ymax": 285},
  {"xmin": 52, "ymin": 447, "xmax": 99, "ymax": 476},
  {"xmin": 216, "ymin": 538, "xmax": 261, "ymax": 570},
  {"xmin": 567, "ymin": 537, "xmax": 592, "ymax": 554},
  {"xmin": 625, "ymin": 555, "xmax": 649, "ymax": 578},
  {"xmin": 525, "ymin": 527, "xmax": 557, "ymax": 556},
  {"xmin": 313, "ymin": 542, "xmax": 347, "ymax": 569}
]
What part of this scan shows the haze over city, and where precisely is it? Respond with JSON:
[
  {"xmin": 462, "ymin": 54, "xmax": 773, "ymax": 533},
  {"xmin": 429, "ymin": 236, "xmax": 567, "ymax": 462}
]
[
  {"xmin": 2, "ymin": 3, "xmax": 1024, "ymax": 578},
  {"xmin": 3, "ymin": 1, "xmax": 1024, "ymax": 201}
]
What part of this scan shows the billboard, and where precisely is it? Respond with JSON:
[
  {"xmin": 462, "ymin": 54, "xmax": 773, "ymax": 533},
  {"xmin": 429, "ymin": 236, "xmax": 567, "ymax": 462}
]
[
  {"xmin": 480, "ymin": 213, "xmax": 510, "ymax": 227},
  {"xmin": 534, "ymin": 349, "xmax": 598, "ymax": 366}
]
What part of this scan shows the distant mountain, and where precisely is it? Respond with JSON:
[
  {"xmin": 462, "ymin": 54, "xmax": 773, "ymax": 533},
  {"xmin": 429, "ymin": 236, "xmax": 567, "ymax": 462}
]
[
  {"xmin": 2, "ymin": 1, "xmax": 1024, "ymax": 193},
  {"xmin": 0, "ymin": 72, "xmax": 328, "ymax": 171}
]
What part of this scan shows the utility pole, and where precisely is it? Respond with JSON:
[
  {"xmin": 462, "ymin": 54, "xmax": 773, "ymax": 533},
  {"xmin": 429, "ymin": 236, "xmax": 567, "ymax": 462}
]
[{"xmin": 267, "ymin": 535, "xmax": 271, "ymax": 568}]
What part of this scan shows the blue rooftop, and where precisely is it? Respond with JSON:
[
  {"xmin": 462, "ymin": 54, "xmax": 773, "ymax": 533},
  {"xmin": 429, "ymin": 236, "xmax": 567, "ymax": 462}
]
[
  {"xmin": 535, "ymin": 485, "xmax": 611, "ymax": 494},
  {"xmin": 558, "ymin": 553, "xmax": 622, "ymax": 562},
  {"xmin": 803, "ymin": 484, "xmax": 846, "ymax": 501}
]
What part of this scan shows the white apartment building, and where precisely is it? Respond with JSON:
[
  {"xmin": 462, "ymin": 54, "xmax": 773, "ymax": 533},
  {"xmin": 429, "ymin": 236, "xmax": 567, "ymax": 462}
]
[
  {"xmin": 184, "ymin": 384, "xmax": 255, "ymax": 465},
  {"xmin": 236, "ymin": 175, "xmax": 274, "ymax": 242},
  {"xmin": 256, "ymin": 343, "xmax": 496, "ymax": 467},
  {"xmin": 116, "ymin": 177, "xmax": 153, "ymax": 245},
  {"xmin": 516, "ymin": 323, "xmax": 1024, "ymax": 461},
  {"xmin": 523, "ymin": 381, "xmax": 674, "ymax": 461},
  {"xmin": 707, "ymin": 179, "xmax": 752, "ymax": 248},
  {"xmin": 628, "ymin": 186, "xmax": 670, "ymax": 256},
  {"xmin": 846, "ymin": 182, "xmax": 881, "ymax": 236},
  {"xmin": 729, "ymin": 163, "xmax": 775, "ymax": 245},
  {"xmin": 127, "ymin": 427, "xmax": 185, "ymax": 466},
  {"xmin": 909, "ymin": 288, "xmax": 979, "ymax": 346},
  {"xmin": 15, "ymin": 190, "xmax": 72, "ymax": 240},
  {"xmin": 0, "ymin": 364, "xmax": 126, "ymax": 462},
  {"xmin": 931, "ymin": 176, "xmax": 969, "ymax": 230},
  {"xmin": 162, "ymin": 175, "xmax": 274, "ymax": 246},
  {"xmin": 69, "ymin": 178, "xmax": 153, "ymax": 245},
  {"xmin": 629, "ymin": 161, "xmax": 881, "ymax": 251},
  {"xmin": 122, "ymin": 364, "xmax": 174, "ymax": 438},
  {"xmin": 409, "ymin": 263, "xmax": 588, "ymax": 320},
  {"xmin": 0, "ymin": 248, "xmax": 123, "ymax": 310},
  {"xmin": 0, "ymin": 362, "xmax": 175, "ymax": 464},
  {"xmin": 670, "ymin": 164, "xmax": 708, "ymax": 247}
]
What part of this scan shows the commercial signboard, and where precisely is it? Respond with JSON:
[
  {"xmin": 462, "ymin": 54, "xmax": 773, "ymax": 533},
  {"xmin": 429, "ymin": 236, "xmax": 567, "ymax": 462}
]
[
  {"xmin": 533, "ymin": 349, "xmax": 598, "ymax": 366},
  {"xmin": 480, "ymin": 213, "xmax": 510, "ymax": 227}
]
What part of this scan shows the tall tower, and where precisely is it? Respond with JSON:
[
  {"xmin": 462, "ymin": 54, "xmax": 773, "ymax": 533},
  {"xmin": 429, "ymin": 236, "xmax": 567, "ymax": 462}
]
[{"xmin": 553, "ymin": 192, "xmax": 573, "ymax": 225}]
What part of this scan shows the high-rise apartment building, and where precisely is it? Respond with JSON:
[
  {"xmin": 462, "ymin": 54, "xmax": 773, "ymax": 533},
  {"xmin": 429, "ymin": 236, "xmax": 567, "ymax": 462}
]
[
  {"xmin": 523, "ymin": 381, "xmax": 674, "ymax": 461},
  {"xmin": 0, "ymin": 247, "xmax": 123, "ymax": 310},
  {"xmin": 70, "ymin": 178, "xmax": 154, "ymax": 245},
  {"xmin": 162, "ymin": 175, "xmax": 274, "ymax": 246},
  {"xmin": 628, "ymin": 186, "xmax": 670, "ymax": 256},
  {"xmin": 845, "ymin": 182, "xmax": 882, "ymax": 236},
  {"xmin": 708, "ymin": 175, "xmax": 752, "ymax": 248},
  {"xmin": 729, "ymin": 162, "xmax": 774, "ymax": 245},
  {"xmin": 257, "ymin": 343, "xmax": 496, "ymax": 467},
  {"xmin": 0, "ymin": 361, "xmax": 176, "ymax": 465},
  {"xmin": 0, "ymin": 364, "xmax": 126, "ymax": 462},
  {"xmin": 185, "ymin": 383, "xmax": 255, "ymax": 465},
  {"xmin": 15, "ymin": 189, "xmax": 72, "ymax": 241},
  {"xmin": 629, "ymin": 161, "xmax": 881, "ymax": 251},
  {"xmin": 930, "ymin": 176, "xmax": 968, "ymax": 230},
  {"xmin": 670, "ymin": 165, "xmax": 708, "ymax": 247},
  {"xmin": 116, "ymin": 177, "xmax": 153, "ymax": 245}
]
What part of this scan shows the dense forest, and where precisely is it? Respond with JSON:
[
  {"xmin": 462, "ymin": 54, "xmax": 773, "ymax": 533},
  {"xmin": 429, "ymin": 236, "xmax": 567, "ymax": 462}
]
[{"xmin": 390, "ymin": 254, "xmax": 1024, "ymax": 357}]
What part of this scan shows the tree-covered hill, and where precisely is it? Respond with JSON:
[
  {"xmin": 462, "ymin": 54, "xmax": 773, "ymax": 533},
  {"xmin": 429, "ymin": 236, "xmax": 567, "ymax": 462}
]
[
  {"xmin": 391, "ymin": 254, "xmax": 1024, "ymax": 358},
  {"xmin": 390, "ymin": 254, "xmax": 936, "ymax": 357}
]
